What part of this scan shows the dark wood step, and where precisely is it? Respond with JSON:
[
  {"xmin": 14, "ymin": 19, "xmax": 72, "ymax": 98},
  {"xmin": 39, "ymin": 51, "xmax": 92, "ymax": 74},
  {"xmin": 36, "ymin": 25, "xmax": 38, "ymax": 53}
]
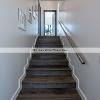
[
  {"xmin": 32, "ymin": 53, "xmax": 66, "ymax": 60},
  {"xmin": 35, "ymin": 36, "xmax": 63, "ymax": 47},
  {"xmin": 17, "ymin": 89, "xmax": 81, "ymax": 100},
  {"xmin": 36, "ymin": 39, "xmax": 62, "ymax": 44},
  {"xmin": 26, "ymin": 70, "xmax": 71, "ymax": 77},
  {"xmin": 23, "ymin": 77, "xmax": 75, "ymax": 84},
  {"xmin": 28, "ymin": 66, "xmax": 70, "ymax": 71},
  {"xmin": 22, "ymin": 82, "xmax": 76, "ymax": 89},
  {"xmin": 35, "ymin": 44, "xmax": 63, "ymax": 48},
  {"xmin": 29, "ymin": 59, "xmax": 68, "ymax": 67},
  {"xmin": 37, "ymin": 36, "xmax": 60, "ymax": 39},
  {"xmin": 20, "ymin": 88, "xmax": 76, "ymax": 94},
  {"xmin": 36, "ymin": 41, "xmax": 62, "ymax": 44},
  {"xmin": 35, "ymin": 42, "xmax": 62, "ymax": 44},
  {"xmin": 36, "ymin": 37, "xmax": 61, "ymax": 44},
  {"xmin": 37, "ymin": 36, "xmax": 61, "ymax": 41},
  {"xmin": 17, "ymin": 95, "xmax": 81, "ymax": 100}
]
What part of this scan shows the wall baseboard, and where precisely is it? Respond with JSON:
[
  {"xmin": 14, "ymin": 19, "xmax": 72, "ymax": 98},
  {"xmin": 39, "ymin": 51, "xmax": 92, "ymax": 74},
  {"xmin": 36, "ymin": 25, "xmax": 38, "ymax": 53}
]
[
  {"xmin": 60, "ymin": 36, "xmax": 87, "ymax": 100},
  {"xmin": 68, "ymin": 58, "xmax": 87, "ymax": 100},
  {"xmin": 11, "ymin": 36, "xmax": 38, "ymax": 100}
]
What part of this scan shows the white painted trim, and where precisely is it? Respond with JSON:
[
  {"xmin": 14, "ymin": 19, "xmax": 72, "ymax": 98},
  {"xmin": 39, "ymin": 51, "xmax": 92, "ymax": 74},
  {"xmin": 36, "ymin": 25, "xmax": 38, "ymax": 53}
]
[
  {"xmin": 60, "ymin": 36, "xmax": 87, "ymax": 100},
  {"xmin": 68, "ymin": 58, "xmax": 87, "ymax": 100},
  {"xmin": 11, "ymin": 36, "xmax": 38, "ymax": 100}
]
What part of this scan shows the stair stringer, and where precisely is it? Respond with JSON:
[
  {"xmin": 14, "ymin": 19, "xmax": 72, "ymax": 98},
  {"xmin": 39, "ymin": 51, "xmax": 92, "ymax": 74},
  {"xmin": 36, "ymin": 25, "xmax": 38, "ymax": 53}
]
[
  {"xmin": 68, "ymin": 56, "xmax": 87, "ymax": 100},
  {"xmin": 60, "ymin": 36, "xmax": 87, "ymax": 100},
  {"xmin": 11, "ymin": 36, "xmax": 38, "ymax": 100}
]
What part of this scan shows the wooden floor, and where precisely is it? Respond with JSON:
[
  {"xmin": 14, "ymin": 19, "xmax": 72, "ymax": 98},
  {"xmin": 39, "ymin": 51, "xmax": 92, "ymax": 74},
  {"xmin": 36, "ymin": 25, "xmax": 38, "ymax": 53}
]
[{"xmin": 17, "ymin": 36, "xmax": 82, "ymax": 100}]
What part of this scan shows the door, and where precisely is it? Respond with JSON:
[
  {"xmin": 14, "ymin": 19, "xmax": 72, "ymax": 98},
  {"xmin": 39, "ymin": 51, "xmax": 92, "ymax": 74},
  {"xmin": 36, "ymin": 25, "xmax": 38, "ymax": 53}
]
[{"xmin": 44, "ymin": 10, "xmax": 57, "ymax": 36}]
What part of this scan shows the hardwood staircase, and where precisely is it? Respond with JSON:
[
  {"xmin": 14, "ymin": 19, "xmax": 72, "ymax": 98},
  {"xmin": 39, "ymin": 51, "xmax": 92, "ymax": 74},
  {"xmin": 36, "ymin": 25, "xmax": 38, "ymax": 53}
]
[{"xmin": 17, "ymin": 36, "xmax": 82, "ymax": 100}]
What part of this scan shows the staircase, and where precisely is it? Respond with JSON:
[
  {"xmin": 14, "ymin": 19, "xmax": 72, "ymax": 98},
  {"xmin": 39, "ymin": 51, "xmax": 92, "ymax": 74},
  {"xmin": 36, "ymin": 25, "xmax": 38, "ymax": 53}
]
[{"xmin": 17, "ymin": 36, "xmax": 82, "ymax": 100}]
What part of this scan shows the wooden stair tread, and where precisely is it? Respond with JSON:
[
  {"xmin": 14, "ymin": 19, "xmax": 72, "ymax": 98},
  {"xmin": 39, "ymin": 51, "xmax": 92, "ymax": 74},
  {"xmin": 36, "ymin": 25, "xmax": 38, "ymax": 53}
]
[
  {"xmin": 22, "ymin": 83, "xmax": 76, "ymax": 89},
  {"xmin": 20, "ymin": 88, "xmax": 77, "ymax": 94},
  {"xmin": 19, "ymin": 89, "xmax": 79, "ymax": 95},
  {"xmin": 27, "ymin": 67, "xmax": 71, "ymax": 71},
  {"xmin": 17, "ymin": 89, "xmax": 81, "ymax": 100},
  {"xmin": 18, "ymin": 93, "xmax": 80, "ymax": 97},
  {"xmin": 36, "ymin": 40, "xmax": 62, "ymax": 44},
  {"xmin": 23, "ymin": 77, "xmax": 75, "ymax": 83},
  {"xmin": 29, "ymin": 64, "xmax": 69, "ymax": 68},
  {"xmin": 36, "ymin": 36, "xmax": 61, "ymax": 41},
  {"xmin": 36, "ymin": 43, "xmax": 62, "ymax": 45},
  {"xmin": 26, "ymin": 70, "xmax": 71, "ymax": 77},
  {"xmin": 36, "ymin": 37, "xmax": 63, "ymax": 47},
  {"xmin": 30, "ymin": 59, "xmax": 68, "ymax": 66},
  {"xmin": 35, "ymin": 44, "xmax": 63, "ymax": 47},
  {"xmin": 32, "ymin": 53, "xmax": 66, "ymax": 59}
]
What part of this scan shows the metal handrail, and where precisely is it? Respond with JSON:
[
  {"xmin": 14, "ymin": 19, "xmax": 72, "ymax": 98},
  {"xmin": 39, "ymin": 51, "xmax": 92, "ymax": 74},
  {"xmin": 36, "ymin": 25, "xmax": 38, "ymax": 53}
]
[{"xmin": 58, "ymin": 20, "xmax": 85, "ymax": 64}]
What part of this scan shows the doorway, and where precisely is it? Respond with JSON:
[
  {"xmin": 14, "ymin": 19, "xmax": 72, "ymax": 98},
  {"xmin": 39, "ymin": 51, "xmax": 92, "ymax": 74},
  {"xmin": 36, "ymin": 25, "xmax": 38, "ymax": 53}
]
[{"xmin": 44, "ymin": 10, "xmax": 57, "ymax": 36}]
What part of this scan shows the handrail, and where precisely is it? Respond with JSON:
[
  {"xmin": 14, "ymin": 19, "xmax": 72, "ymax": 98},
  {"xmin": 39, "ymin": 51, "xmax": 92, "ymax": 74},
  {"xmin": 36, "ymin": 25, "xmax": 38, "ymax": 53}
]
[{"xmin": 58, "ymin": 20, "xmax": 85, "ymax": 64}]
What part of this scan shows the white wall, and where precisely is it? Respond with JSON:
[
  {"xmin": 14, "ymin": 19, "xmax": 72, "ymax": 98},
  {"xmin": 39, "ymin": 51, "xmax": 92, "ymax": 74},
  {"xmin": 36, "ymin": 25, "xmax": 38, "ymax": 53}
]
[
  {"xmin": 0, "ymin": 0, "xmax": 38, "ymax": 99},
  {"xmin": 59, "ymin": 0, "xmax": 100, "ymax": 100}
]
